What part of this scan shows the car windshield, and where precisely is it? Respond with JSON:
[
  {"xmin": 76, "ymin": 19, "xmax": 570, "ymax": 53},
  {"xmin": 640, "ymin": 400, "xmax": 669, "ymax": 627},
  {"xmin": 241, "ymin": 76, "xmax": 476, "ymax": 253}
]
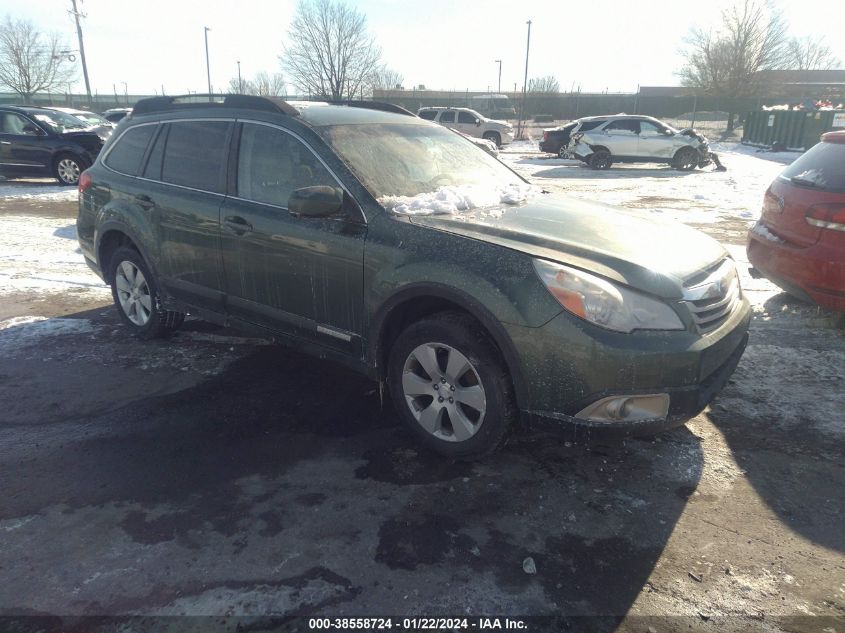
[
  {"xmin": 319, "ymin": 122, "xmax": 534, "ymax": 215},
  {"xmin": 71, "ymin": 111, "xmax": 110, "ymax": 126},
  {"xmin": 30, "ymin": 110, "xmax": 89, "ymax": 133}
]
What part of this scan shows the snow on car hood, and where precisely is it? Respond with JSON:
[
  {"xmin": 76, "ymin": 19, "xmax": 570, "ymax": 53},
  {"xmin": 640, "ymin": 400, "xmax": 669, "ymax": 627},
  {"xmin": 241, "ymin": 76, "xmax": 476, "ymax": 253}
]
[{"xmin": 379, "ymin": 183, "xmax": 540, "ymax": 217}]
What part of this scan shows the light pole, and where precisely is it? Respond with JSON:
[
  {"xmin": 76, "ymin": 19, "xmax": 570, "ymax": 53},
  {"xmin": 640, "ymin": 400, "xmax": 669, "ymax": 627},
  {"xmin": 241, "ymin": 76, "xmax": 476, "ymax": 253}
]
[
  {"xmin": 204, "ymin": 27, "xmax": 212, "ymax": 95},
  {"xmin": 518, "ymin": 20, "xmax": 532, "ymax": 140},
  {"xmin": 494, "ymin": 59, "xmax": 502, "ymax": 93},
  {"xmin": 237, "ymin": 61, "xmax": 242, "ymax": 93},
  {"xmin": 121, "ymin": 81, "xmax": 128, "ymax": 105}
]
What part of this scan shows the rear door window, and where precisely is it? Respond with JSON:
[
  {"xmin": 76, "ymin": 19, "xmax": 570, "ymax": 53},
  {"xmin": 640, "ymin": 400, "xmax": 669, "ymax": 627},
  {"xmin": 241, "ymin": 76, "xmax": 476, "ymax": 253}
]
[
  {"xmin": 605, "ymin": 119, "xmax": 640, "ymax": 134},
  {"xmin": 438, "ymin": 111, "xmax": 455, "ymax": 124},
  {"xmin": 104, "ymin": 125, "xmax": 156, "ymax": 175},
  {"xmin": 161, "ymin": 120, "xmax": 232, "ymax": 193},
  {"xmin": 780, "ymin": 141, "xmax": 845, "ymax": 192}
]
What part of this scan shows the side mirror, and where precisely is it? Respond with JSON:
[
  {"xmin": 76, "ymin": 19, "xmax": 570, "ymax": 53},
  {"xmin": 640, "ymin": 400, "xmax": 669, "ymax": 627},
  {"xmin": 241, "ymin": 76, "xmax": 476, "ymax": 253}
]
[
  {"xmin": 288, "ymin": 186, "xmax": 344, "ymax": 218},
  {"xmin": 475, "ymin": 119, "xmax": 481, "ymax": 126}
]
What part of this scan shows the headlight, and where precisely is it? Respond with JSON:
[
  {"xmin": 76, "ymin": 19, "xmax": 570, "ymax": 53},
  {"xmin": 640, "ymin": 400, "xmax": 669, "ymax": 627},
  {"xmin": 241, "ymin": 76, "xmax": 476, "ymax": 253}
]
[
  {"xmin": 533, "ymin": 259, "xmax": 685, "ymax": 333},
  {"xmin": 571, "ymin": 133, "xmax": 583, "ymax": 143}
]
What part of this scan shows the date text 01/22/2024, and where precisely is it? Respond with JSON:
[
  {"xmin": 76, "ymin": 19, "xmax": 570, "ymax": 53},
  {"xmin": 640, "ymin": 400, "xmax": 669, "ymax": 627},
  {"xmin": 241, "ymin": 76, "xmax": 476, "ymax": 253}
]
[{"xmin": 308, "ymin": 618, "xmax": 528, "ymax": 630}]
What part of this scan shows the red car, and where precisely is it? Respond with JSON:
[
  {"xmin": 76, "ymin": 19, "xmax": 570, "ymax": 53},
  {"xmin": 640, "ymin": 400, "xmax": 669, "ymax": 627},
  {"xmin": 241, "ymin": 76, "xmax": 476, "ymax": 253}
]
[{"xmin": 747, "ymin": 131, "xmax": 845, "ymax": 311}]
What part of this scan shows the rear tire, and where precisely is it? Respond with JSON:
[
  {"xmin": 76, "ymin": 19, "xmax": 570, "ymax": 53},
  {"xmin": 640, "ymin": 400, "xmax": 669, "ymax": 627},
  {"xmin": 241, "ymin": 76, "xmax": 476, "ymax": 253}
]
[
  {"xmin": 388, "ymin": 312, "xmax": 516, "ymax": 459},
  {"xmin": 53, "ymin": 153, "xmax": 86, "ymax": 186},
  {"xmin": 109, "ymin": 246, "xmax": 185, "ymax": 339},
  {"xmin": 588, "ymin": 149, "xmax": 612, "ymax": 169}
]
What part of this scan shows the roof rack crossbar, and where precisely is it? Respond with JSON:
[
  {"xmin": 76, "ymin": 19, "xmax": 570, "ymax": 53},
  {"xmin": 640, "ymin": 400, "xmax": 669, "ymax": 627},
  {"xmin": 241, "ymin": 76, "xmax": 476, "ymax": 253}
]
[
  {"xmin": 131, "ymin": 94, "xmax": 300, "ymax": 117},
  {"xmin": 326, "ymin": 100, "xmax": 416, "ymax": 117}
]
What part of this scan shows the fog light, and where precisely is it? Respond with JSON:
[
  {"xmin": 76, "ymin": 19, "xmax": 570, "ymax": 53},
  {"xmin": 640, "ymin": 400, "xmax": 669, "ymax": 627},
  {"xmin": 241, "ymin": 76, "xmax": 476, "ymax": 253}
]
[{"xmin": 575, "ymin": 394, "xmax": 670, "ymax": 423}]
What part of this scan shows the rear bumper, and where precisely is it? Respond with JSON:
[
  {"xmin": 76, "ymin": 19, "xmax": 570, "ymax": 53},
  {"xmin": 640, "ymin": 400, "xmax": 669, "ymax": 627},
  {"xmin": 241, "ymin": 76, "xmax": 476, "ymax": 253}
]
[{"xmin": 747, "ymin": 222, "xmax": 845, "ymax": 311}]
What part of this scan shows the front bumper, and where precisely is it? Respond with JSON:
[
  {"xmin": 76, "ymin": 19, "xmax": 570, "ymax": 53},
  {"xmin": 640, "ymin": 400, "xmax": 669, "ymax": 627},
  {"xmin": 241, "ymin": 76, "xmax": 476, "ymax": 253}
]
[
  {"xmin": 506, "ymin": 297, "xmax": 752, "ymax": 435},
  {"xmin": 500, "ymin": 130, "xmax": 514, "ymax": 145},
  {"xmin": 525, "ymin": 331, "xmax": 748, "ymax": 436}
]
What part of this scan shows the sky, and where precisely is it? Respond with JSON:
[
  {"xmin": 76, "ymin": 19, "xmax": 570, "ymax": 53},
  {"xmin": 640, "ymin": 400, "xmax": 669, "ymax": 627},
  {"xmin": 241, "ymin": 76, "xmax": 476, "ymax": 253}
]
[{"xmin": 2, "ymin": 0, "xmax": 844, "ymax": 97}]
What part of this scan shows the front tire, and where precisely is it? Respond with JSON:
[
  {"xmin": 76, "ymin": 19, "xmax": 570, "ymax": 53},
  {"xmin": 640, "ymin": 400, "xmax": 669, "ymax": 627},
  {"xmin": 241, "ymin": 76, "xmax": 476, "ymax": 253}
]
[
  {"xmin": 53, "ymin": 153, "xmax": 86, "ymax": 186},
  {"xmin": 672, "ymin": 147, "xmax": 699, "ymax": 171},
  {"xmin": 482, "ymin": 131, "xmax": 502, "ymax": 148},
  {"xmin": 109, "ymin": 246, "xmax": 185, "ymax": 339},
  {"xmin": 388, "ymin": 312, "xmax": 516, "ymax": 459}
]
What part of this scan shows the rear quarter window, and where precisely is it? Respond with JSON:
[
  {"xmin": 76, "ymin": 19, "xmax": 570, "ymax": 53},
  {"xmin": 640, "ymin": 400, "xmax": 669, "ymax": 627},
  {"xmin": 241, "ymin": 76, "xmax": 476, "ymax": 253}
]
[
  {"xmin": 104, "ymin": 125, "xmax": 156, "ymax": 175},
  {"xmin": 780, "ymin": 141, "xmax": 845, "ymax": 192},
  {"xmin": 418, "ymin": 110, "xmax": 437, "ymax": 120},
  {"xmin": 577, "ymin": 120, "xmax": 605, "ymax": 132}
]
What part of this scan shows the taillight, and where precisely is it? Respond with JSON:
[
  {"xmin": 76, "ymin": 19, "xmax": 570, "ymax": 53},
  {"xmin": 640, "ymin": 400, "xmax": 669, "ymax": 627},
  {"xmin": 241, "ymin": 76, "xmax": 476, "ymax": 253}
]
[
  {"xmin": 543, "ymin": 131, "xmax": 549, "ymax": 142},
  {"xmin": 805, "ymin": 204, "xmax": 845, "ymax": 232},
  {"xmin": 762, "ymin": 188, "xmax": 782, "ymax": 215},
  {"xmin": 78, "ymin": 170, "xmax": 92, "ymax": 194}
]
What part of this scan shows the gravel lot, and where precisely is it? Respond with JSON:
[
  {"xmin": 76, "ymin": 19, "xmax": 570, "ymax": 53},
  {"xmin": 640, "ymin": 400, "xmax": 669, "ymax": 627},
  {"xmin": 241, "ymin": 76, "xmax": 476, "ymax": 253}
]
[{"xmin": 0, "ymin": 143, "xmax": 843, "ymax": 632}]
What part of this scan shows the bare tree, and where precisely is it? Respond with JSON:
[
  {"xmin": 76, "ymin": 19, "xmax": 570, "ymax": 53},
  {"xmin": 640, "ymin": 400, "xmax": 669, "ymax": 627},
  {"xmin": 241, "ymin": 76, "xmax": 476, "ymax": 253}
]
[
  {"xmin": 787, "ymin": 36, "xmax": 841, "ymax": 70},
  {"xmin": 528, "ymin": 75, "xmax": 560, "ymax": 93},
  {"xmin": 227, "ymin": 72, "xmax": 285, "ymax": 96},
  {"xmin": 369, "ymin": 66, "xmax": 403, "ymax": 92},
  {"xmin": 227, "ymin": 77, "xmax": 258, "ymax": 94},
  {"xmin": 678, "ymin": 0, "xmax": 790, "ymax": 129},
  {"xmin": 281, "ymin": 0, "xmax": 381, "ymax": 100},
  {"xmin": 0, "ymin": 16, "xmax": 76, "ymax": 102},
  {"xmin": 253, "ymin": 71, "xmax": 286, "ymax": 96}
]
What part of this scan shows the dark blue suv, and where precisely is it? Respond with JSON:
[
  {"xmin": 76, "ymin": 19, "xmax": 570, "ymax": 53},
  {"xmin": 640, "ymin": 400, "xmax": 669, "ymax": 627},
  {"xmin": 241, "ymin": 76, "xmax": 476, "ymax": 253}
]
[{"xmin": 0, "ymin": 105, "xmax": 108, "ymax": 185}]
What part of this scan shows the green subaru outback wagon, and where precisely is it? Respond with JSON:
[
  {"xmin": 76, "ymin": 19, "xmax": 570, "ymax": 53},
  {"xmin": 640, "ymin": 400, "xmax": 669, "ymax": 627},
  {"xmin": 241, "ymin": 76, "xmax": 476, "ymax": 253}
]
[{"xmin": 76, "ymin": 95, "xmax": 750, "ymax": 458}]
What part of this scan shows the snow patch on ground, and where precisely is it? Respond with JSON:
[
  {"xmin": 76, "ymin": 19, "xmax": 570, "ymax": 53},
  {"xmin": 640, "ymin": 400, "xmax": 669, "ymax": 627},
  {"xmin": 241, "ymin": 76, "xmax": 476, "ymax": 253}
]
[
  {"xmin": 0, "ymin": 179, "xmax": 78, "ymax": 201},
  {"xmin": 0, "ymin": 215, "xmax": 111, "ymax": 299},
  {"xmin": 379, "ymin": 183, "xmax": 539, "ymax": 216},
  {"xmin": 0, "ymin": 316, "xmax": 96, "ymax": 354},
  {"xmin": 719, "ymin": 344, "xmax": 845, "ymax": 438}
]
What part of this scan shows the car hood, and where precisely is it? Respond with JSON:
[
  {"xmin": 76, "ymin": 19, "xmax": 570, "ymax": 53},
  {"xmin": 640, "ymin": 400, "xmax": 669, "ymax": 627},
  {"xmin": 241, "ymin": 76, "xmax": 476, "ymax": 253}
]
[{"xmin": 407, "ymin": 194, "xmax": 727, "ymax": 299}]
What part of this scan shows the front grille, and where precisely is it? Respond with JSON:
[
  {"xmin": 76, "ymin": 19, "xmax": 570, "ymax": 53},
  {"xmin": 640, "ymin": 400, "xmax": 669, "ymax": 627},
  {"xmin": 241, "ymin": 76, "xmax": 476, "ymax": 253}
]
[{"xmin": 682, "ymin": 259, "xmax": 741, "ymax": 334}]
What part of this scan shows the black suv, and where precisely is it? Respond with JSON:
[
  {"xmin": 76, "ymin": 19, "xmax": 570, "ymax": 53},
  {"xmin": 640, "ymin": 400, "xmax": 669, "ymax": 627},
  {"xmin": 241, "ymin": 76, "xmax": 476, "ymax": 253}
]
[
  {"xmin": 0, "ymin": 105, "xmax": 108, "ymax": 185},
  {"xmin": 77, "ymin": 95, "xmax": 750, "ymax": 458}
]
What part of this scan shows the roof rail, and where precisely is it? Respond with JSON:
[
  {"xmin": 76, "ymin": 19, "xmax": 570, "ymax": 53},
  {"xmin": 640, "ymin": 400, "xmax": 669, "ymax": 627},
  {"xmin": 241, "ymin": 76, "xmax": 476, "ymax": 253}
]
[
  {"xmin": 326, "ymin": 100, "xmax": 417, "ymax": 117},
  {"xmin": 131, "ymin": 94, "xmax": 300, "ymax": 117}
]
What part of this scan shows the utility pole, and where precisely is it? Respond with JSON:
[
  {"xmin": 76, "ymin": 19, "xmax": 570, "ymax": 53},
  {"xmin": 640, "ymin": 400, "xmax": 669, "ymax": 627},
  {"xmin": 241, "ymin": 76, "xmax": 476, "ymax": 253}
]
[
  {"xmin": 204, "ymin": 27, "xmax": 212, "ymax": 95},
  {"xmin": 494, "ymin": 59, "xmax": 502, "ymax": 93},
  {"xmin": 69, "ymin": 0, "xmax": 92, "ymax": 106},
  {"xmin": 518, "ymin": 20, "xmax": 532, "ymax": 140},
  {"xmin": 237, "ymin": 61, "xmax": 242, "ymax": 93}
]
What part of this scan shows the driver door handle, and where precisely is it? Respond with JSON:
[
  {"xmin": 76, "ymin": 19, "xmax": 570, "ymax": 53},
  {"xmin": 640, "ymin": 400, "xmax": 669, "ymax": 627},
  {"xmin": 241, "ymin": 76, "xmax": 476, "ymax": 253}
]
[{"xmin": 224, "ymin": 215, "xmax": 252, "ymax": 235}]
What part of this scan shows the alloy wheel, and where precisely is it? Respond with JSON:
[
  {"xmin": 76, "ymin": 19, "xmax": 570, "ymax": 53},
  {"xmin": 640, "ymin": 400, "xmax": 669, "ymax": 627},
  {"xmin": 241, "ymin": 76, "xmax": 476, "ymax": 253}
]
[
  {"xmin": 57, "ymin": 158, "xmax": 81, "ymax": 184},
  {"xmin": 401, "ymin": 342, "xmax": 487, "ymax": 442},
  {"xmin": 115, "ymin": 260, "xmax": 152, "ymax": 326}
]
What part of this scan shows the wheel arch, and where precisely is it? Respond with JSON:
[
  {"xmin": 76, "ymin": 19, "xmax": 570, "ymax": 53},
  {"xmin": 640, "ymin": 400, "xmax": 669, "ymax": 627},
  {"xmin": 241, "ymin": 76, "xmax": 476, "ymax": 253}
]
[
  {"xmin": 96, "ymin": 221, "xmax": 157, "ymax": 285},
  {"xmin": 369, "ymin": 284, "xmax": 529, "ymax": 409}
]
